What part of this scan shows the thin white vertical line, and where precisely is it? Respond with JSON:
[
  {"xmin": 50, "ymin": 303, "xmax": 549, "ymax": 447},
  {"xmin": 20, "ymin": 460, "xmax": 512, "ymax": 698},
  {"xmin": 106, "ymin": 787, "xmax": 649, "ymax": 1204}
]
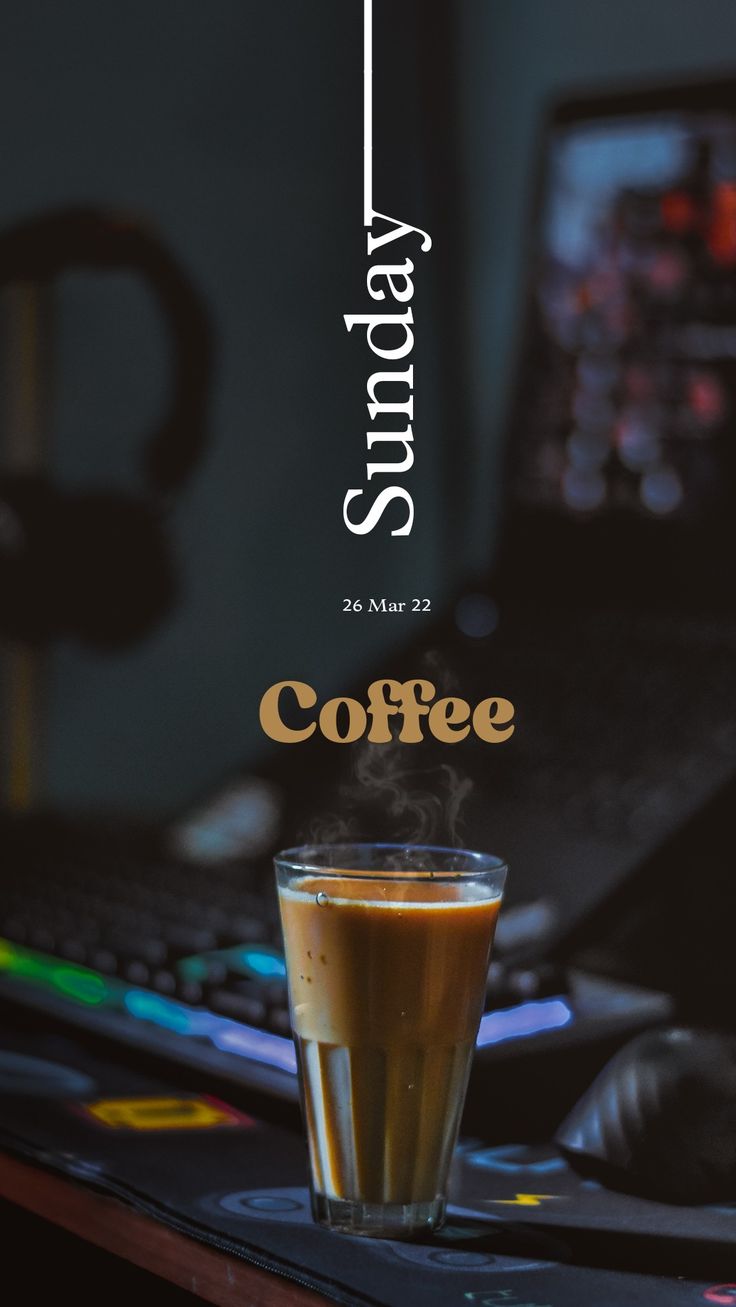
[{"xmin": 363, "ymin": 0, "xmax": 373, "ymax": 227}]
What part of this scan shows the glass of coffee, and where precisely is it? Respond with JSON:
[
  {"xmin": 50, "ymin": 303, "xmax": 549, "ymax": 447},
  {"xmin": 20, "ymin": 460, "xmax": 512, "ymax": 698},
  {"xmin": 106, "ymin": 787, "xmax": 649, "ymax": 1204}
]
[{"xmin": 275, "ymin": 843, "xmax": 507, "ymax": 1239}]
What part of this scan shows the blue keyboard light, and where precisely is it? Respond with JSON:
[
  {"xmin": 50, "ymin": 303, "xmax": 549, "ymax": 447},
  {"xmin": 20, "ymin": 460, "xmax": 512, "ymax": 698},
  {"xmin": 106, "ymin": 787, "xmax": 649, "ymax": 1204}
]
[
  {"xmin": 236, "ymin": 947, "xmax": 287, "ymax": 979},
  {"xmin": 124, "ymin": 987, "xmax": 297, "ymax": 1072},
  {"xmin": 0, "ymin": 938, "xmax": 575, "ymax": 1078},
  {"xmin": 212, "ymin": 1021, "xmax": 298, "ymax": 1074},
  {"xmin": 476, "ymin": 997, "xmax": 573, "ymax": 1047}
]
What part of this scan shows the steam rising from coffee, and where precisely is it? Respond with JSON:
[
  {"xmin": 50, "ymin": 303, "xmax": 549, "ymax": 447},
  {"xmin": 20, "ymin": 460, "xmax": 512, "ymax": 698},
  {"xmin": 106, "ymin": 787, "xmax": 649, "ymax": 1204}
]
[
  {"xmin": 307, "ymin": 653, "xmax": 474, "ymax": 849},
  {"xmin": 351, "ymin": 745, "xmax": 472, "ymax": 845}
]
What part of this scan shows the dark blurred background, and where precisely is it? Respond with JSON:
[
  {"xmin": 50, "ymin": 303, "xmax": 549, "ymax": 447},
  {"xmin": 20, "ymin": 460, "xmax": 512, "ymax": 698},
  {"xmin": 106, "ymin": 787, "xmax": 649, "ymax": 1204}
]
[
  {"xmin": 6, "ymin": 3, "xmax": 736, "ymax": 1262},
  {"xmin": 2, "ymin": 0, "xmax": 735, "ymax": 815},
  {"xmin": 0, "ymin": 0, "xmax": 441, "ymax": 813}
]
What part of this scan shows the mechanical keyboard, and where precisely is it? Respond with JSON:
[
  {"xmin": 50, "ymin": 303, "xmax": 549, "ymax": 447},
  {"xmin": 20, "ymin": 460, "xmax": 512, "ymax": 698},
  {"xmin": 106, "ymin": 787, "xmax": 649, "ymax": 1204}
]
[{"xmin": 0, "ymin": 814, "xmax": 671, "ymax": 1133}]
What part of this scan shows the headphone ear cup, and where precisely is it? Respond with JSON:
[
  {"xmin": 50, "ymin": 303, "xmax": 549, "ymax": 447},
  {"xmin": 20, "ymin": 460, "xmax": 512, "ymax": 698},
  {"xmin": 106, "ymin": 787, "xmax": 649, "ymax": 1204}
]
[
  {"xmin": 54, "ymin": 490, "xmax": 177, "ymax": 647},
  {"xmin": 0, "ymin": 474, "xmax": 176, "ymax": 646},
  {"xmin": 0, "ymin": 474, "xmax": 58, "ymax": 643}
]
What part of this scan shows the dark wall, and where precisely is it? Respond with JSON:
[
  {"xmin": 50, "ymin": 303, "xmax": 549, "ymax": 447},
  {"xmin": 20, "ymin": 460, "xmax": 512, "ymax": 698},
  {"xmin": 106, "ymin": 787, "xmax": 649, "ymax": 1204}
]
[
  {"xmin": 0, "ymin": 1, "xmax": 445, "ymax": 813},
  {"xmin": 458, "ymin": 0, "xmax": 736, "ymax": 572},
  {"xmin": 5, "ymin": 0, "xmax": 735, "ymax": 816}
]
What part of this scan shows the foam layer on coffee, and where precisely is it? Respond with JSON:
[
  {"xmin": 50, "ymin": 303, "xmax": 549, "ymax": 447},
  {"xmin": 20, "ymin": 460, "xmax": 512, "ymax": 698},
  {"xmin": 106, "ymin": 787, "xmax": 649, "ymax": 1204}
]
[{"xmin": 280, "ymin": 874, "xmax": 501, "ymax": 909}]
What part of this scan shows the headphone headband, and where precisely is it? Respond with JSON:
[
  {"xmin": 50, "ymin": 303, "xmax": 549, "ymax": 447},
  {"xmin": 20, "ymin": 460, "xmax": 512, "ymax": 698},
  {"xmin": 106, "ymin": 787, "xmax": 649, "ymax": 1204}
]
[{"xmin": 0, "ymin": 207, "xmax": 213, "ymax": 497}]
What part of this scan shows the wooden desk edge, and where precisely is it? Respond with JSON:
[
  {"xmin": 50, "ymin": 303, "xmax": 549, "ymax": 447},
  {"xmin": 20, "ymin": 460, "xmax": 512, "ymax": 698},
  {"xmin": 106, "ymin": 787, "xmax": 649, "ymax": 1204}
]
[{"xmin": 0, "ymin": 1150, "xmax": 330, "ymax": 1306}]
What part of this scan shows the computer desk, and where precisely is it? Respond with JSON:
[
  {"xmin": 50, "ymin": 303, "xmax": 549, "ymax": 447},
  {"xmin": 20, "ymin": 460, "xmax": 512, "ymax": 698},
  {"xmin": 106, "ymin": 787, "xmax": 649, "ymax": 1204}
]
[
  {"xmin": 1, "ymin": 1022, "xmax": 729, "ymax": 1307},
  {"xmin": 0, "ymin": 1151, "xmax": 330, "ymax": 1306}
]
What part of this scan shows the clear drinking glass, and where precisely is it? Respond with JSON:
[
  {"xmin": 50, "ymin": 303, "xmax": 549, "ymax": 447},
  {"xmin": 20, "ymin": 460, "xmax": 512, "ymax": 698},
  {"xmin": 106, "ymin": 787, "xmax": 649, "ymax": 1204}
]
[{"xmin": 275, "ymin": 843, "xmax": 507, "ymax": 1238}]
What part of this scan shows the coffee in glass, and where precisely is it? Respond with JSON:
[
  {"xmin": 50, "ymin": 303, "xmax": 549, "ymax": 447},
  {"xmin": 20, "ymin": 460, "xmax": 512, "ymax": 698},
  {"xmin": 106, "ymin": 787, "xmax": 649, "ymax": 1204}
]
[{"xmin": 275, "ymin": 844, "xmax": 506, "ymax": 1238}]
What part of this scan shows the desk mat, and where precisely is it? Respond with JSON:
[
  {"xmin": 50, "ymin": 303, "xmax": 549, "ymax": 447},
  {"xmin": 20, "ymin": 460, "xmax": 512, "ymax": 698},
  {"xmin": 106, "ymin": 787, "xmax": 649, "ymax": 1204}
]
[{"xmin": 0, "ymin": 1028, "xmax": 733, "ymax": 1307}]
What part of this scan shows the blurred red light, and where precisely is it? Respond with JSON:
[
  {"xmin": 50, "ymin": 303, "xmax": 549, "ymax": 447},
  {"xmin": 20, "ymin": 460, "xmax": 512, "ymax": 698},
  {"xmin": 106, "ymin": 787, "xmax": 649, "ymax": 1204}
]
[
  {"xmin": 661, "ymin": 190, "xmax": 698, "ymax": 233},
  {"xmin": 707, "ymin": 181, "xmax": 736, "ymax": 265},
  {"xmin": 688, "ymin": 371, "xmax": 725, "ymax": 423}
]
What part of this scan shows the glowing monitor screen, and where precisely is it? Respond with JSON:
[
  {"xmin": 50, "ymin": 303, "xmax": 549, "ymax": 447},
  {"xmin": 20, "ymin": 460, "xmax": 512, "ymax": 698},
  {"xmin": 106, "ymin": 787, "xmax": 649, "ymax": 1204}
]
[{"xmin": 514, "ymin": 98, "xmax": 736, "ymax": 522}]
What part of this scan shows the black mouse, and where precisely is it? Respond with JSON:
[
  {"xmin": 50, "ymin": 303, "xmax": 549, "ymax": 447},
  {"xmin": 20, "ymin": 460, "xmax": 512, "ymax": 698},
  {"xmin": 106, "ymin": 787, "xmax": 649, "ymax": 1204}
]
[{"xmin": 555, "ymin": 1027, "xmax": 736, "ymax": 1204}]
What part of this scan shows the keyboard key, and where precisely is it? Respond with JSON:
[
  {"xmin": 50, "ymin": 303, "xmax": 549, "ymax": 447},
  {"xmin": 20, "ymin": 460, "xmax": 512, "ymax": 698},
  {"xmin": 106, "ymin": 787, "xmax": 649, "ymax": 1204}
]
[
  {"xmin": 177, "ymin": 980, "xmax": 204, "ymax": 1006},
  {"xmin": 217, "ymin": 916, "xmax": 269, "ymax": 946},
  {"xmin": 176, "ymin": 956, "xmax": 229, "ymax": 987},
  {"xmin": 208, "ymin": 988, "xmax": 267, "ymax": 1026},
  {"xmin": 150, "ymin": 969, "xmax": 177, "ymax": 996},
  {"xmin": 29, "ymin": 926, "xmax": 55, "ymax": 953},
  {"xmin": 125, "ymin": 961, "xmax": 150, "ymax": 986},
  {"xmin": 263, "ymin": 979, "xmax": 288, "ymax": 1006},
  {"xmin": 58, "ymin": 938, "xmax": 87, "ymax": 964},
  {"xmin": 486, "ymin": 960, "xmax": 524, "ymax": 1010},
  {"xmin": 162, "ymin": 925, "xmax": 218, "ymax": 957},
  {"xmin": 267, "ymin": 1006, "xmax": 292, "ymax": 1036},
  {"xmin": 90, "ymin": 948, "xmax": 118, "ymax": 975},
  {"xmin": 508, "ymin": 962, "xmax": 568, "ymax": 1002},
  {"xmin": 104, "ymin": 932, "xmax": 167, "ymax": 968}
]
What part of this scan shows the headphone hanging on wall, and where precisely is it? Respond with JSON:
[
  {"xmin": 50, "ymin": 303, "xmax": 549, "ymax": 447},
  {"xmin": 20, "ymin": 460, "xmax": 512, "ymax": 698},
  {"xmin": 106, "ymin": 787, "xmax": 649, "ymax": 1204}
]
[{"xmin": 0, "ymin": 207, "xmax": 213, "ymax": 647}]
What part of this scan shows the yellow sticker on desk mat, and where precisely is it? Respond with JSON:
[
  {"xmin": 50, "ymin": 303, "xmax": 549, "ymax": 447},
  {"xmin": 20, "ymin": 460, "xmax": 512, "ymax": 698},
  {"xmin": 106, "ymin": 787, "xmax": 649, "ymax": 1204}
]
[{"xmin": 79, "ymin": 1094, "xmax": 255, "ymax": 1131}]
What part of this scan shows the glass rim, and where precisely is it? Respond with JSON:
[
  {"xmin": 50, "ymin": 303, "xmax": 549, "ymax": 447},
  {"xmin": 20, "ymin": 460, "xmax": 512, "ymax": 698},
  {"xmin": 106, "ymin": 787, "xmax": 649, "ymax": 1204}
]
[{"xmin": 274, "ymin": 842, "xmax": 507, "ymax": 882}]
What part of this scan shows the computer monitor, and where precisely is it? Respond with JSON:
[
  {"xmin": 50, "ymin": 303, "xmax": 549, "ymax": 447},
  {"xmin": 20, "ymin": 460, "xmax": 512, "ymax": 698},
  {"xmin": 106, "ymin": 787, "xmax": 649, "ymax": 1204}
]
[{"xmin": 501, "ymin": 76, "xmax": 736, "ymax": 607}]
